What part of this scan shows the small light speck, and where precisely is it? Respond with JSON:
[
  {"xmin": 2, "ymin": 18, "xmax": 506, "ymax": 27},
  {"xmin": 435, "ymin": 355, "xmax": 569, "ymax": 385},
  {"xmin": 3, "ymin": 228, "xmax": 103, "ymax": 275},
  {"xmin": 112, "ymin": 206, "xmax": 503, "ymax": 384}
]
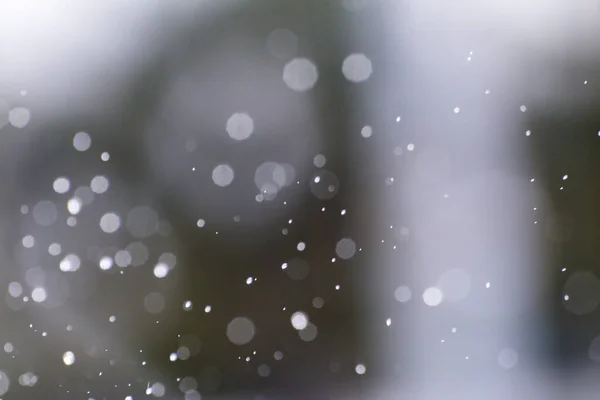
[
  {"xmin": 297, "ymin": 242, "xmax": 306, "ymax": 251},
  {"xmin": 205, "ymin": 305, "xmax": 212, "ymax": 313},
  {"xmin": 564, "ymin": 294, "xmax": 569, "ymax": 301},
  {"xmin": 335, "ymin": 285, "xmax": 340, "ymax": 290},
  {"xmin": 486, "ymin": 282, "xmax": 491, "ymax": 288},
  {"xmin": 386, "ymin": 318, "xmax": 392, "ymax": 326},
  {"xmin": 526, "ymin": 130, "xmax": 531, "ymax": 136},
  {"xmin": 407, "ymin": 143, "xmax": 415, "ymax": 151},
  {"xmin": 485, "ymin": 89, "xmax": 490, "ymax": 95},
  {"xmin": 562, "ymin": 174, "xmax": 568, "ymax": 180},
  {"xmin": 396, "ymin": 116, "xmax": 401, "ymax": 122},
  {"xmin": 453, "ymin": 107, "xmax": 460, "ymax": 114},
  {"xmin": 246, "ymin": 277, "xmax": 254, "ymax": 285},
  {"xmin": 341, "ymin": 209, "xmax": 346, "ymax": 215},
  {"xmin": 101, "ymin": 152, "xmax": 110, "ymax": 161},
  {"xmin": 520, "ymin": 105, "xmax": 527, "ymax": 112}
]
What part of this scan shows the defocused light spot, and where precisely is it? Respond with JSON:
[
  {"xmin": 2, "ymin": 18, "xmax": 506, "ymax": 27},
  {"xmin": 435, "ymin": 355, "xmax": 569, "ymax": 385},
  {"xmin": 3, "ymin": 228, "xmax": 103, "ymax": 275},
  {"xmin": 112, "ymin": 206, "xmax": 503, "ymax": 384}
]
[
  {"xmin": 520, "ymin": 105, "xmax": 527, "ymax": 112},
  {"xmin": 32, "ymin": 200, "xmax": 58, "ymax": 226},
  {"xmin": 100, "ymin": 152, "xmax": 110, "ymax": 161},
  {"xmin": 151, "ymin": 382, "xmax": 165, "ymax": 397},
  {"xmin": 183, "ymin": 300, "xmax": 193, "ymax": 311},
  {"xmin": 342, "ymin": 54, "xmax": 372, "ymax": 83},
  {"xmin": 184, "ymin": 390, "xmax": 201, "ymax": 400},
  {"xmin": 257, "ymin": 364, "xmax": 271, "ymax": 377},
  {"xmin": 226, "ymin": 317, "xmax": 255, "ymax": 345},
  {"xmin": 126, "ymin": 241, "xmax": 149, "ymax": 267},
  {"xmin": 99, "ymin": 256, "xmax": 113, "ymax": 270},
  {"xmin": 22, "ymin": 235, "xmax": 34, "ymax": 248},
  {"xmin": 67, "ymin": 197, "xmax": 82, "ymax": 215},
  {"xmin": 179, "ymin": 376, "xmax": 198, "ymax": 393},
  {"xmin": 335, "ymin": 238, "xmax": 357, "ymax": 260},
  {"xmin": 296, "ymin": 242, "xmax": 306, "ymax": 251},
  {"xmin": 437, "ymin": 268, "xmax": 471, "ymax": 302},
  {"xmin": 407, "ymin": 143, "xmax": 415, "ymax": 151},
  {"xmin": 355, "ymin": 364, "xmax": 366, "ymax": 375},
  {"xmin": 31, "ymin": 287, "xmax": 47, "ymax": 302},
  {"xmin": 266, "ymin": 28, "xmax": 298, "ymax": 60},
  {"xmin": 291, "ymin": 311, "xmax": 308, "ymax": 330},
  {"xmin": 310, "ymin": 170, "xmax": 339, "ymax": 200},
  {"xmin": 169, "ymin": 353, "xmax": 178, "ymax": 361},
  {"xmin": 498, "ymin": 348, "xmax": 519, "ymax": 369},
  {"xmin": 4, "ymin": 343, "xmax": 13, "ymax": 353},
  {"xmin": 59, "ymin": 254, "xmax": 81, "ymax": 272},
  {"xmin": 525, "ymin": 130, "xmax": 531, "ymax": 136},
  {"xmin": 74, "ymin": 186, "xmax": 95, "ymax": 205},
  {"xmin": 589, "ymin": 335, "xmax": 600, "ymax": 362},
  {"xmin": 73, "ymin": 132, "xmax": 91, "ymax": 151},
  {"xmin": 274, "ymin": 351, "xmax": 283, "ymax": 360},
  {"xmin": 283, "ymin": 58, "xmax": 318, "ymax": 92},
  {"xmin": 299, "ymin": 323, "xmax": 318, "ymax": 341},
  {"xmin": 204, "ymin": 305, "xmax": 212, "ymax": 313},
  {"xmin": 48, "ymin": 243, "xmax": 61, "ymax": 256},
  {"xmin": 100, "ymin": 212, "xmax": 121, "ymax": 233},
  {"xmin": 126, "ymin": 206, "xmax": 158, "ymax": 238},
  {"xmin": 115, "ymin": 250, "xmax": 131, "ymax": 267},
  {"xmin": 9, "ymin": 107, "xmax": 31, "ymax": 128},
  {"xmin": 109, "ymin": 315, "xmax": 116, "ymax": 322},
  {"xmin": 563, "ymin": 271, "xmax": 600, "ymax": 315},
  {"xmin": 454, "ymin": 107, "xmax": 460, "ymax": 114},
  {"xmin": 0, "ymin": 370, "xmax": 9, "ymax": 395},
  {"xmin": 312, "ymin": 297, "xmax": 324, "ymax": 308},
  {"xmin": 90, "ymin": 175, "xmax": 109, "ymax": 194},
  {"xmin": 226, "ymin": 113, "xmax": 254, "ymax": 141},
  {"xmin": 156, "ymin": 253, "xmax": 176, "ymax": 271},
  {"xmin": 212, "ymin": 164, "xmax": 234, "ymax": 187},
  {"xmin": 8, "ymin": 282, "xmax": 22, "ymax": 298},
  {"xmin": 314, "ymin": 154, "xmax": 326, "ymax": 168},
  {"xmin": 285, "ymin": 258, "xmax": 310, "ymax": 281},
  {"xmin": 423, "ymin": 287, "xmax": 443, "ymax": 306},
  {"xmin": 53, "ymin": 177, "xmax": 70, "ymax": 194},
  {"xmin": 177, "ymin": 346, "xmax": 191, "ymax": 360},
  {"xmin": 361, "ymin": 125, "xmax": 372, "ymax": 138},
  {"xmin": 144, "ymin": 292, "xmax": 166, "ymax": 314},
  {"xmin": 153, "ymin": 263, "xmax": 169, "ymax": 278}
]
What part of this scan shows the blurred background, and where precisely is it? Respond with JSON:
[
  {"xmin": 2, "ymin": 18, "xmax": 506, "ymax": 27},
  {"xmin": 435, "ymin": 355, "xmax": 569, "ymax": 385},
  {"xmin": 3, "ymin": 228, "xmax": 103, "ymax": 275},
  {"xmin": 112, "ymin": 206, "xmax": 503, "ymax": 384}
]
[{"xmin": 1, "ymin": 0, "xmax": 600, "ymax": 399}]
